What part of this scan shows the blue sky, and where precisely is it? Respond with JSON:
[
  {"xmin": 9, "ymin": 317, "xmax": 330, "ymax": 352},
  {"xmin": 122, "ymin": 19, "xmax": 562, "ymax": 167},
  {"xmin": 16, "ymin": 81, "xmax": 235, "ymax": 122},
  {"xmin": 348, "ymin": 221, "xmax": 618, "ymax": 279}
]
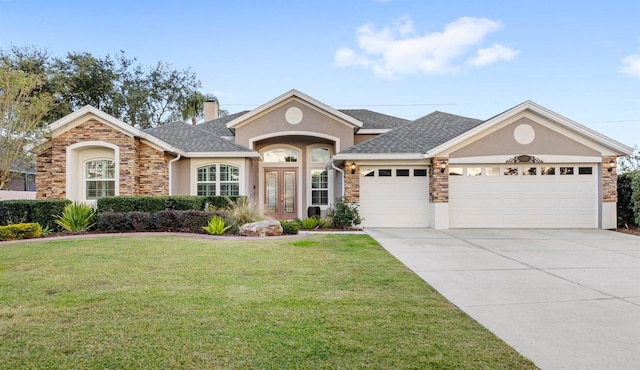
[{"xmin": 1, "ymin": 0, "xmax": 639, "ymax": 147}]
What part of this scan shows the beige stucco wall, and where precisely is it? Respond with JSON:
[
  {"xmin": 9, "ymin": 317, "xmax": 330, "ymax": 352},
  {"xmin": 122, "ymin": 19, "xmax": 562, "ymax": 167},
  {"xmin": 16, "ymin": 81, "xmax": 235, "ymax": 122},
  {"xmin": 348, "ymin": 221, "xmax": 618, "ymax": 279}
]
[
  {"xmin": 172, "ymin": 158, "xmax": 191, "ymax": 195},
  {"xmin": 354, "ymin": 134, "xmax": 379, "ymax": 144},
  {"xmin": 234, "ymin": 99, "xmax": 355, "ymax": 152},
  {"xmin": 450, "ymin": 117, "xmax": 601, "ymax": 158}
]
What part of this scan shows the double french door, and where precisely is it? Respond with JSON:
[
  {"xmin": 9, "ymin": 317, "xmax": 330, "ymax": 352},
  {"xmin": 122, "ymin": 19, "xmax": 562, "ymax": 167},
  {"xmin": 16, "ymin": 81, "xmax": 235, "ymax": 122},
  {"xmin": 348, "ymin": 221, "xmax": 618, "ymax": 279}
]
[{"xmin": 264, "ymin": 168, "xmax": 297, "ymax": 219}]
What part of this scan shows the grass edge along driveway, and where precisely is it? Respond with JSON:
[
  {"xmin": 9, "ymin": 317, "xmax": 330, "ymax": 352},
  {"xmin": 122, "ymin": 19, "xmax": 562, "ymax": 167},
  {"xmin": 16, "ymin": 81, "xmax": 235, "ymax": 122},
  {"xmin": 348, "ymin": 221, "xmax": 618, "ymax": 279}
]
[{"xmin": 0, "ymin": 234, "xmax": 536, "ymax": 369}]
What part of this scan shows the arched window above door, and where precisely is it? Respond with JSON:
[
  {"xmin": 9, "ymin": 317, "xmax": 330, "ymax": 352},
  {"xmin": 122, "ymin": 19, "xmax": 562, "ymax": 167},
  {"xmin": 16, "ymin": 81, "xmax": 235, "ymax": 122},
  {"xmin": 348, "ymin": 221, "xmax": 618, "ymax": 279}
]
[{"xmin": 263, "ymin": 148, "xmax": 298, "ymax": 163}]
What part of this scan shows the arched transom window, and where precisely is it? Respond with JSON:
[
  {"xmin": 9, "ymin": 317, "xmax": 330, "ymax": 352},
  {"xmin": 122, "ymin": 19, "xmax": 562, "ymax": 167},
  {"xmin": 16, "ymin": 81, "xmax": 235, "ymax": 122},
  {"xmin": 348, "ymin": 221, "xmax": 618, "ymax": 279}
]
[
  {"xmin": 197, "ymin": 164, "xmax": 240, "ymax": 196},
  {"xmin": 263, "ymin": 148, "xmax": 298, "ymax": 163},
  {"xmin": 85, "ymin": 159, "xmax": 115, "ymax": 199}
]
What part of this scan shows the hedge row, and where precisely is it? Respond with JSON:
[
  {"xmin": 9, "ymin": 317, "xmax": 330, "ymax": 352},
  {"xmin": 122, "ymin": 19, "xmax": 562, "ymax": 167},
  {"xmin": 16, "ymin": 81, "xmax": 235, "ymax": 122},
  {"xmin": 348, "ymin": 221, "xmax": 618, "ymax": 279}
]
[
  {"xmin": 96, "ymin": 195, "xmax": 243, "ymax": 213},
  {"xmin": 0, "ymin": 223, "xmax": 43, "ymax": 241},
  {"xmin": 97, "ymin": 210, "xmax": 228, "ymax": 233},
  {"xmin": 617, "ymin": 171, "xmax": 640, "ymax": 228},
  {"xmin": 0, "ymin": 200, "xmax": 70, "ymax": 230}
]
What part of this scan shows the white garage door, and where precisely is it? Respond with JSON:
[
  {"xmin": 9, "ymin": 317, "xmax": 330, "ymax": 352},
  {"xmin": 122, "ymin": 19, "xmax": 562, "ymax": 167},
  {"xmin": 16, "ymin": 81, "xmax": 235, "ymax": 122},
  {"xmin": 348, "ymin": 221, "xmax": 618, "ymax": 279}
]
[
  {"xmin": 449, "ymin": 164, "xmax": 597, "ymax": 228},
  {"xmin": 359, "ymin": 167, "xmax": 429, "ymax": 227}
]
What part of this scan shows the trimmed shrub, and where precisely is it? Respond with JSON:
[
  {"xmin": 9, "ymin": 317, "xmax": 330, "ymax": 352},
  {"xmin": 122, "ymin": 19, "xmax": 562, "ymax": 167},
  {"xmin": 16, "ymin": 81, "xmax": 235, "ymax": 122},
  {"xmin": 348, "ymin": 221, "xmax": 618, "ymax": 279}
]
[
  {"xmin": 97, "ymin": 195, "xmax": 243, "ymax": 213},
  {"xmin": 177, "ymin": 210, "xmax": 216, "ymax": 233},
  {"xmin": 0, "ymin": 223, "xmax": 43, "ymax": 241},
  {"xmin": 97, "ymin": 196, "xmax": 168, "ymax": 213},
  {"xmin": 279, "ymin": 220, "xmax": 300, "ymax": 235},
  {"xmin": 618, "ymin": 172, "xmax": 637, "ymax": 228},
  {"xmin": 327, "ymin": 197, "xmax": 362, "ymax": 229},
  {"xmin": 167, "ymin": 196, "xmax": 206, "ymax": 211},
  {"xmin": 204, "ymin": 196, "xmax": 243, "ymax": 211},
  {"xmin": 152, "ymin": 210, "xmax": 181, "ymax": 232},
  {"xmin": 31, "ymin": 200, "xmax": 71, "ymax": 231},
  {"xmin": 97, "ymin": 212, "xmax": 132, "ymax": 232},
  {"xmin": 0, "ymin": 199, "xmax": 70, "ymax": 230},
  {"xmin": 129, "ymin": 212, "xmax": 153, "ymax": 232},
  {"xmin": 0, "ymin": 200, "xmax": 31, "ymax": 225}
]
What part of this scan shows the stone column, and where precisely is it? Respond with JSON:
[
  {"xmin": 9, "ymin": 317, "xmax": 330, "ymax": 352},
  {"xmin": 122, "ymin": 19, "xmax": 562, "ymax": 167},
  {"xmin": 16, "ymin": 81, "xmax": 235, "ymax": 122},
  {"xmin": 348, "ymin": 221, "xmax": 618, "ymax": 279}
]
[
  {"xmin": 344, "ymin": 162, "xmax": 359, "ymax": 203},
  {"xmin": 429, "ymin": 157, "xmax": 449, "ymax": 203}
]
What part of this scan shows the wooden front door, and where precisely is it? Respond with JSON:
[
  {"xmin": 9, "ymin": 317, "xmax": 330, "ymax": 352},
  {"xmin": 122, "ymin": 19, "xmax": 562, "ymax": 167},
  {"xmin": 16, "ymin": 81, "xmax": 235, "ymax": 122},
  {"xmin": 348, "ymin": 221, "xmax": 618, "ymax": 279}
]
[{"xmin": 264, "ymin": 168, "xmax": 297, "ymax": 219}]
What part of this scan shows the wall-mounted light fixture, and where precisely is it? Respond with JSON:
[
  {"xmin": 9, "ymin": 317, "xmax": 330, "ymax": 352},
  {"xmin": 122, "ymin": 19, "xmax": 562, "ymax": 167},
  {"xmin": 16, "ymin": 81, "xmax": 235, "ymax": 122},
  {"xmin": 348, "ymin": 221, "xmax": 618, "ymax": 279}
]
[
  {"xmin": 350, "ymin": 162, "xmax": 356, "ymax": 174},
  {"xmin": 608, "ymin": 159, "xmax": 615, "ymax": 172},
  {"xmin": 440, "ymin": 160, "xmax": 446, "ymax": 173}
]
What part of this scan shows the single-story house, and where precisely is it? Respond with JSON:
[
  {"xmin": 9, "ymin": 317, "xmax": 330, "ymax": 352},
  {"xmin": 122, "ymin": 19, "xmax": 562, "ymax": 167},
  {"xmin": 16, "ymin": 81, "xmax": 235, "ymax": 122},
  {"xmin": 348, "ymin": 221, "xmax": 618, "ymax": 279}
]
[{"xmin": 36, "ymin": 89, "xmax": 632, "ymax": 229}]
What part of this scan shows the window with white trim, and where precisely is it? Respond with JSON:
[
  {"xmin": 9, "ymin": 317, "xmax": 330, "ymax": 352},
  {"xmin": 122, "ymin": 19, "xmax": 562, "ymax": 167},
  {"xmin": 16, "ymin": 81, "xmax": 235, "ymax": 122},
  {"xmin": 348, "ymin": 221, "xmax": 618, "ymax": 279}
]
[
  {"xmin": 85, "ymin": 159, "xmax": 115, "ymax": 199},
  {"xmin": 196, "ymin": 164, "xmax": 239, "ymax": 196},
  {"xmin": 308, "ymin": 145, "xmax": 331, "ymax": 207},
  {"xmin": 311, "ymin": 169, "xmax": 329, "ymax": 206}
]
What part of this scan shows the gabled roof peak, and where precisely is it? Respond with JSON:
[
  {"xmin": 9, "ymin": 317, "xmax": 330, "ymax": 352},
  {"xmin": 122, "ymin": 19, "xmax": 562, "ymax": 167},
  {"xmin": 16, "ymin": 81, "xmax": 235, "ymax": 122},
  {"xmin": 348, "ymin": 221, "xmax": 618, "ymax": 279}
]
[{"xmin": 224, "ymin": 89, "xmax": 363, "ymax": 129}]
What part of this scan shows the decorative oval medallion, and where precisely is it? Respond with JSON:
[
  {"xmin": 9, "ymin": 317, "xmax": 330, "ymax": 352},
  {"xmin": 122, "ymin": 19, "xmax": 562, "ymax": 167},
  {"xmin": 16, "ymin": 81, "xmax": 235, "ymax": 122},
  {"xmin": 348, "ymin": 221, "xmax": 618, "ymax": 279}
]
[
  {"xmin": 514, "ymin": 123, "xmax": 535, "ymax": 145},
  {"xmin": 285, "ymin": 107, "xmax": 303, "ymax": 125}
]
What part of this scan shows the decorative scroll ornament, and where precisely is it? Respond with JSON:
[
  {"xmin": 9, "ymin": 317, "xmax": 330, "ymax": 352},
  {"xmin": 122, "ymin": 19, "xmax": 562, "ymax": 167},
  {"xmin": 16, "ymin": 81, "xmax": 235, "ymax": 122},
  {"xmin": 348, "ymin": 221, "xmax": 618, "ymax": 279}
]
[{"xmin": 506, "ymin": 155, "xmax": 543, "ymax": 164}]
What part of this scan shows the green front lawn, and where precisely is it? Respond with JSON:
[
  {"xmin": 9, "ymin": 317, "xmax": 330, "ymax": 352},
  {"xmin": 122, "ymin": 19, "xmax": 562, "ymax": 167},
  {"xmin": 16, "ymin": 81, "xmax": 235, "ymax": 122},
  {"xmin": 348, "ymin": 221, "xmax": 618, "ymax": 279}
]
[{"xmin": 0, "ymin": 234, "xmax": 535, "ymax": 369}]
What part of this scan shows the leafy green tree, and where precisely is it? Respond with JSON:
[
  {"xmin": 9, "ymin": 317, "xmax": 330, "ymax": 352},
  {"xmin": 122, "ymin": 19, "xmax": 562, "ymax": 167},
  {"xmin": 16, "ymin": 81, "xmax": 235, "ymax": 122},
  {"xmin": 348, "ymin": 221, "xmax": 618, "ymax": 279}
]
[
  {"xmin": 0, "ymin": 64, "xmax": 53, "ymax": 189},
  {"xmin": 1, "ymin": 47, "xmax": 202, "ymax": 128},
  {"xmin": 618, "ymin": 145, "xmax": 640, "ymax": 173}
]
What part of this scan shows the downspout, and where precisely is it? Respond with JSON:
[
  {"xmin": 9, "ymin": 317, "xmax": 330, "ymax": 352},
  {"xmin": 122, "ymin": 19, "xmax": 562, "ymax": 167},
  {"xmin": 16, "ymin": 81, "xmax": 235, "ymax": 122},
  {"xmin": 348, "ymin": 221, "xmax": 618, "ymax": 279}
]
[
  {"xmin": 330, "ymin": 161, "xmax": 345, "ymax": 198},
  {"xmin": 168, "ymin": 154, "xmax": 181, "ymax": 196}
]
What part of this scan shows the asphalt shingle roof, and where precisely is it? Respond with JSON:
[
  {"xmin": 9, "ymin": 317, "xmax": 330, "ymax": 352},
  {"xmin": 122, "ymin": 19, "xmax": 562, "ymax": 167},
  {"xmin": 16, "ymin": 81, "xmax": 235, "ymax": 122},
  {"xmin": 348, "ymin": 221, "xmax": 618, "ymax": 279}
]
[
  {"xmin": 339, "ymin": 111, "xmax": 483, "ymax": 154},
  {"xmin": 197, "ymin": 111, "xmax": 249, "ymax": 136},
  {"xmin": 144, "ymin": 121, "xmax": 253, "ymax": 152},
  {"xmin": 339, "ymin": 109, "xmax": 410, "ymax": 130},
  {"xmin": 142, "ymin": 108, "xmax": 482, "ymax": 155}
]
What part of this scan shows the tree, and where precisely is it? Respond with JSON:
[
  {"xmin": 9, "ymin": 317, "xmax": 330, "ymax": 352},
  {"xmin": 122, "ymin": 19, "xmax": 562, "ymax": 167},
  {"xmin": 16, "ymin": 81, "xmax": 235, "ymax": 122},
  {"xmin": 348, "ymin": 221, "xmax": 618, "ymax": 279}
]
[
  {"xmin": 1, "ymin": 47, "xmax": 202, "ymax": 128},
  {"xmin": 0, "ymin": 65, "xmax": 53, "ymax": 190},
  {"xmin": 618, "ymin": 145, "xmax": 640, "ymax": 173},
  {"xmin": 174, "ymin": 91, "xmax": 228, "ymax": 125}
]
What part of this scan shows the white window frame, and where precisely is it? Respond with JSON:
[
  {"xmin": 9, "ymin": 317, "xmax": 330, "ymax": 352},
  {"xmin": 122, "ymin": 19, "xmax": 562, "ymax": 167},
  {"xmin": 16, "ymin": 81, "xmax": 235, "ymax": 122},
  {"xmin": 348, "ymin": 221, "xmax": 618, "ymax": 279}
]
[
  {"xmin": 84, "ymin": 158, "xmax": 116, "ymax": 200},
  {"xmin": 310, "ymin": 169, "xmax": 329, "ymax": 206},
  {"xmin": 307, "ymin": 144, "xmax": 332, "ymax": 209},
  {"xmin": 195, "ymin": 163, "xmax": 240, "ymax": 196}
]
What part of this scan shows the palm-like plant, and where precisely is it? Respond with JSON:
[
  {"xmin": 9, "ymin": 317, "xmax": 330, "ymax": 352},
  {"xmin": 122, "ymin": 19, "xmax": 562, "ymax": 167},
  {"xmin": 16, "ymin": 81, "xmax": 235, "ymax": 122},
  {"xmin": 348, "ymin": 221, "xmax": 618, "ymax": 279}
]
[
  {"xmin": 202, "ymin": 215, "xmax": 232, "ymax": 235},
  {"xmin": 55, "ymin": 202, "xmax": 96, "ymax": 233}
]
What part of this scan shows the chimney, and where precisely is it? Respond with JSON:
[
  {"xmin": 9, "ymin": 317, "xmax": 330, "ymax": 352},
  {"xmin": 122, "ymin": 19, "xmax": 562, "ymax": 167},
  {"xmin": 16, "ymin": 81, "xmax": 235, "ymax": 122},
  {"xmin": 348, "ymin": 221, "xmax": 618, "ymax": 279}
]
[{"xmin": 203, "ymin": 98, "xmax": 219, "ymax": 121}]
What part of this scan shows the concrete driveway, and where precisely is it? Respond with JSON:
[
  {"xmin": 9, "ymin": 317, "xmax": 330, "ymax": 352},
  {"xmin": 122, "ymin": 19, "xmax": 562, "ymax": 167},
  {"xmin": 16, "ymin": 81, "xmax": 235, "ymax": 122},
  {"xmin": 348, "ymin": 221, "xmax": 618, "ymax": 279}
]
[{"xmin": 366, "ymin": 228, "xmax": 640, "ymax": 370}]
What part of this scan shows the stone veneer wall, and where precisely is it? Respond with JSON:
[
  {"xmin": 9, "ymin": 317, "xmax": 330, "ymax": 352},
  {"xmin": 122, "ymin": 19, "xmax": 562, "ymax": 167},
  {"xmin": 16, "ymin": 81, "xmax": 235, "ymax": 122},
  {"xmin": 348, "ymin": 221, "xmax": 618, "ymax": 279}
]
[
  {"xmin": 601, "ymin": 156, "xmax": 617, "ymax": 203},
  {"xmin": 344, "ymin": 163, "xmax": 359, "ymax": 202},
  {"xmin": 429, "ymin": 157, "xmax": 448, "ymax": 203},
  {"xmin": 138, "ymin": 140, "xmax": 170, "ymax": 196},
  {"xmin": 36, "ymin": 118, "xmax": 169, "ymax": 199},
  {"xmin": 36, "ymin": 145, "xmax": 53, "ymax": 199}
]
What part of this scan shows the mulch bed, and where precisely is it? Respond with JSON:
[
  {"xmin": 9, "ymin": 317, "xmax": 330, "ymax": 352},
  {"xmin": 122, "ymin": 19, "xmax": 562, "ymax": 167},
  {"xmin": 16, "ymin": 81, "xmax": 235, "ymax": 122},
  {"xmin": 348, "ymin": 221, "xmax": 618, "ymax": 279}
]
[{"xmin": 615, "ymin": 228, "xmax": 640, "ymax": 237}]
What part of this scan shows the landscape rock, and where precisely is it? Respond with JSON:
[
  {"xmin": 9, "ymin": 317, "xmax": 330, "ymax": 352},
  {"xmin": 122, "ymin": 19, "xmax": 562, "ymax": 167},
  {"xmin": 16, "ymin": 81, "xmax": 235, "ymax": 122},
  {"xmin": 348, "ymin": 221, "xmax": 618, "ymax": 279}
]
[{"xmin": 239, "ymin": 220, "xmax": 283, "ymax": 237}]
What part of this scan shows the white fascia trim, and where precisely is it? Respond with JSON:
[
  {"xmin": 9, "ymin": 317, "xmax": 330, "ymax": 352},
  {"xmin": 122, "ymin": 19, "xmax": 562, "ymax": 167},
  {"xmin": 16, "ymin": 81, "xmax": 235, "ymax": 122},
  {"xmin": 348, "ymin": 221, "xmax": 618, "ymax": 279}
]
[
  {"xmin": 248, "ymin": 131, "xmax": 342, "ymax": 152},
  {"xmin": 425, "ymin": 101, "xmax": 633, "ymax": 157},
  {"xmin": 48, "ymin": 105, "xmax": 186, "ymax": 156},
  {"xmin": 185, "ymin": 151, "xmax": 260, "ymax": 158},
  {"xmin": 333, "ymin": 153, "xmax": 426, "ymax": 160},
  {"xmin": 225, "ymin": 89, "xmax": 363, "ymax": 129},
  {"xmin": 357, "ymin": 129, "xmax": 390, "ymax": 134},
  {"xmin": 449, "ymin": 155, "xmax": 603, "ymax": 164}
]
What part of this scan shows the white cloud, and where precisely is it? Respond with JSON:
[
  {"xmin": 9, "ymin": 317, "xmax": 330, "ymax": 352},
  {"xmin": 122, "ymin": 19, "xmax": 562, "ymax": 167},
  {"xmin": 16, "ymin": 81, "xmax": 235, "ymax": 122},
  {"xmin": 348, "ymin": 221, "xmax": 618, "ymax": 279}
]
[
  {"xmin": 619, "ymin": 54, "xmax": 640, "ymax": 78},
  {"xmin": 467, "ymin": 43, "xmax": 520, "ymax": 66},
  {"xmin": 334, "ymin": 16, "xmax": 519, "ymax": 78}
]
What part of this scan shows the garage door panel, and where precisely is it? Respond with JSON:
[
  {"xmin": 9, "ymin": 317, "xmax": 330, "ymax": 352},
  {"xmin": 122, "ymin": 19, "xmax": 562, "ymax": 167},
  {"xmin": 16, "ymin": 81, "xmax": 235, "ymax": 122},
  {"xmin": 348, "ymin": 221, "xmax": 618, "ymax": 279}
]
[
  {"xmin": 360, "ymin": 167, "xmax": 429, "ymax": 228},
  {"xmin": 450, "ymin": 164, "xmax": 597, "ymax": 228}
]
